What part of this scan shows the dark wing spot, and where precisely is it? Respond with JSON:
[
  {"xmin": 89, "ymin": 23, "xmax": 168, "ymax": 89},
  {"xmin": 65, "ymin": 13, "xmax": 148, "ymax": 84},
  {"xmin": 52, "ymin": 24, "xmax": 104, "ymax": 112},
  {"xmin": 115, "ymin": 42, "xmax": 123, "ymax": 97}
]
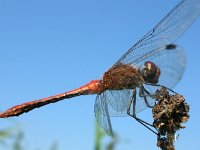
[{"xmin": 166, "ymin": 44, "xmax": 177, "ymax": 50}]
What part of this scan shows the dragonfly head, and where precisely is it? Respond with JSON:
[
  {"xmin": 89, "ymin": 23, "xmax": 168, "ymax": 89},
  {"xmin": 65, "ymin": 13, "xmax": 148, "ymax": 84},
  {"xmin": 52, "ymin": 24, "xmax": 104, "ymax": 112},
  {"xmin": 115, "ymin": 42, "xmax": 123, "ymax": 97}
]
[{"xmin": 141, "ymin": 61, "xmax": 160, "ymax": 84}]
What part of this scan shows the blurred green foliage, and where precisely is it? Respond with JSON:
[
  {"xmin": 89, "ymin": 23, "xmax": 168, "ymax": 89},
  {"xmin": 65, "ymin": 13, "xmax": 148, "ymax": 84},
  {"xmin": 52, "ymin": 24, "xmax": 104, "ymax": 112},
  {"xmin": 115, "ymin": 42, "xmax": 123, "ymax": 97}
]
[
  {"xmin": 12, "ymin": 131, "xmax": 24, "ymax": 150},
  {"xmin": 49, "ymin": 141, "xmax": 59, "ymax": 150},
  {"xmin": 0, "ymin": 127, "xmax": 25, "ymax": 150},
  {"xmin": 1, "ymin": 121, "xmax": 119, "ymax": 150},
  {"xmin": 94, "ymin": 122, "xmax": 118, "ymax": 150},
  {"xmin": 0, "ymin": 127, "xmax": 13, "ymax": 146},
  {"xmin": 0, "ymin": 127, "xmax": 58, "ymax": 150}
]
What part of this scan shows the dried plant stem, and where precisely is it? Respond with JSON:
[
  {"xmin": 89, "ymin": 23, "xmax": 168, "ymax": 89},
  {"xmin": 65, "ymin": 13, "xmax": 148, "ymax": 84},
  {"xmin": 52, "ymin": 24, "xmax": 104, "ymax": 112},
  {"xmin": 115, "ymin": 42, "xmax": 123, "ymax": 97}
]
[{"xmin": 153, "ymin": 88, "xmax": 189, "ymax": 150}]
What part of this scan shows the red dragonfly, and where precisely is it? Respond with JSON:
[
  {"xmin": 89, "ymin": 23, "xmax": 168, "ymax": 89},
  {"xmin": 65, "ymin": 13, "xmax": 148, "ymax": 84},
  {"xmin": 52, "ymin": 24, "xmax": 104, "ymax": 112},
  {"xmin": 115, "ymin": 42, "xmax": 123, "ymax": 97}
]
[{"xmin": 0, "ymin": 0, "xmax": 200, "ymax": 136}]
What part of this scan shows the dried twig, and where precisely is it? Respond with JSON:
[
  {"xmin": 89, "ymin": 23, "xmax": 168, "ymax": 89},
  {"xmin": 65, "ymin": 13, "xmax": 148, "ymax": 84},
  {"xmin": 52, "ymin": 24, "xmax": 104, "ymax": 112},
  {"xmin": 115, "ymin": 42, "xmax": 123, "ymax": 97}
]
[{"xmin": 152, "ymin": 88, "xmax": 189, "ymax": 150}]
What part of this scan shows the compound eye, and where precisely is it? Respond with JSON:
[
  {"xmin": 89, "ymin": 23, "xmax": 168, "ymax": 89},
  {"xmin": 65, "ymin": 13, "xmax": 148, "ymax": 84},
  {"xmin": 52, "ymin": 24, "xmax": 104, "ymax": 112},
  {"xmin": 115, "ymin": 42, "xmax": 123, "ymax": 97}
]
[
  {"xmin": 144, "ymin": 61, "xmax": 157, "ymax": 76},
  {"xmin": 142, "ymin": 61, "xmax": 160, "ymax": 84}
]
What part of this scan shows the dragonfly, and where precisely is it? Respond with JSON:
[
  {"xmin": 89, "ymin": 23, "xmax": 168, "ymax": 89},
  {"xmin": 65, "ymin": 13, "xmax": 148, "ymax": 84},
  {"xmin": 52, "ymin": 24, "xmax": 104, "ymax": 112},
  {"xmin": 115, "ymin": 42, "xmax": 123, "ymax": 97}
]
[{"xmin": 0, "ymin": 0, "xmax": 200, "ymax": 136}]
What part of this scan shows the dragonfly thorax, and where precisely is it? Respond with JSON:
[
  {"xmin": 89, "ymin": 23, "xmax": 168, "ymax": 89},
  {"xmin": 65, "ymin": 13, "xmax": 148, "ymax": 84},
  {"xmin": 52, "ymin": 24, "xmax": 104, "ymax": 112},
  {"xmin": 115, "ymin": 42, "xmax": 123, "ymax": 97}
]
[{"xmin": 102, "ymin": 64, "xmax": 143, "ymax": 90}]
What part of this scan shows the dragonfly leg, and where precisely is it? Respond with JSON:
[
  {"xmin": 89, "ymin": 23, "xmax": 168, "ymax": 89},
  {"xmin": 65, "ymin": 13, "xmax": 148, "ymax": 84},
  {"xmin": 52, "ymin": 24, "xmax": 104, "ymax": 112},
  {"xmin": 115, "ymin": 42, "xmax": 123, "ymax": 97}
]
[
  {"xmin": 139, "ymin": 87, "xmax": 154, "ymax": 108},
  {"xmin": 127, "ymin": 88, "xmax": 136, "ymax": 116},
  {"xmin": 127, "ymin": 88, "xmax": 158, "ymax": 135},
  {"xmin": 144, "ymin": 83, "xmax": 177, "ymax": 94},
  {"xmin": 132, "ymin": 89, "xmax": 137, "ymax": 117}
]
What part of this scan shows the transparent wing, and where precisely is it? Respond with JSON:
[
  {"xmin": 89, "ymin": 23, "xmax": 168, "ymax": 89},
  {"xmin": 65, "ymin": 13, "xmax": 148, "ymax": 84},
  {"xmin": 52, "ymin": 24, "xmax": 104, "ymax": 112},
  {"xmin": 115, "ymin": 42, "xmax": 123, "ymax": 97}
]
[
  {"xmin": 135, "ymin": 45, "xmax": 187, "ymax": 89},
  {"xmin": 97, "ymin": 89, "xmax": 156, "ymax": 117},
  {"xmin": 94, "ymin": 93, "xmax": 114, "ymax": 136},
  {"xmin": 114, "ymin": 0, "xmax": 200, "ymax": 66},
  {"xmin": 100, "ymin": 45, "xmax": 186, "ymax": 117},
  {"xmin": 99, "ymin": 90, "xmax": 132, "ymax": 117}
]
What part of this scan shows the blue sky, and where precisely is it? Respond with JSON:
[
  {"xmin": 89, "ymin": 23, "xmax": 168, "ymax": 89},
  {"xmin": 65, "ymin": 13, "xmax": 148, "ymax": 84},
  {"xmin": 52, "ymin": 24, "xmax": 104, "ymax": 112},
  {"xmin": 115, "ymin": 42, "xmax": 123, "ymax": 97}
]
[{"xmin": 0, "ymin": 0, "xmax": 200, "ymax": 149}]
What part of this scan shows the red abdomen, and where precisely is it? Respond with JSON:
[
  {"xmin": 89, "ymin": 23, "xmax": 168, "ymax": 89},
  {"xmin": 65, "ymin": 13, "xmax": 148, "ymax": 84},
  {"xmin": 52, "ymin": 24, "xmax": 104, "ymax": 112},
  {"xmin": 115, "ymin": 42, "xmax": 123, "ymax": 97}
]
[{"xmin": 0, "ymin": 80, "xmax": 103, "ymax": 118}]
